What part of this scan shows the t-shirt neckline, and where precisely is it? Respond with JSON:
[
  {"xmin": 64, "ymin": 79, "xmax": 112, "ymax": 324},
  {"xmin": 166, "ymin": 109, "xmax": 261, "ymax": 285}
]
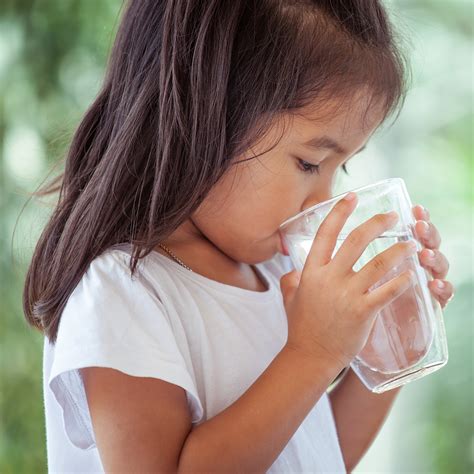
[{"xmin": 148, "ymin": 250, "xmax": 277, "ymax": 302}]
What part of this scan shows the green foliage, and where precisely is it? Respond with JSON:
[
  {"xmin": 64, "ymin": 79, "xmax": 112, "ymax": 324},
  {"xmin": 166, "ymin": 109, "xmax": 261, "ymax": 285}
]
[{"xmin": 1, "ymin": 1, "xmax": 121, "ymax": 471}]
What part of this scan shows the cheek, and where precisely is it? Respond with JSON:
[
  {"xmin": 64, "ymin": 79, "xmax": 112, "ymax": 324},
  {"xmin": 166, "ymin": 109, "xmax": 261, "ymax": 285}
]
[
  {"xmin": 192, "ymin": 188, "xmax": 287, "ymax": 262},
  {"xmin": 194, "ymin": 192, "xmax": 272, "ymax": 244},
  {"xmin": 189, "ymin": 179, "xmax": 260, "ymax": 257},
  {"xmin": 193, "ymin": 157, "xmax": 304, "ymax": 256},
  {"xmin": 192, "ymin": 208, "xmax": 276, "ymax": 263},
  {"xmin": 196, "ymin": 162, "xmax": 285, "ymax": 228}
]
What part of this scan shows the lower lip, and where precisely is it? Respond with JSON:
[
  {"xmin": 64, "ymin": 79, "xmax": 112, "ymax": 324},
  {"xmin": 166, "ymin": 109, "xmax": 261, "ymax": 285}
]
[{"xmin": 279, "ymin": 232, "xmax": 290, "ymax": 256}]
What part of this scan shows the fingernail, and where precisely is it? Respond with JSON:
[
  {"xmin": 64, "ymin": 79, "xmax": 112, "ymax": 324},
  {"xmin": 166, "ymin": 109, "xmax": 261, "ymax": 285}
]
[
  {"xmin": 344, "ymin": 192, "xmax": 356, "ymax": 201},
  {"xmin": 417, "ymin": 204, "xmax": 428, "ymax": 217},
  {"xmin": 387, "ymin": 211, "xmax": 399, "ymax": 221},
  {"xmin": 436, "ymin": 280, "xmax": 445, "ymax": 289}
]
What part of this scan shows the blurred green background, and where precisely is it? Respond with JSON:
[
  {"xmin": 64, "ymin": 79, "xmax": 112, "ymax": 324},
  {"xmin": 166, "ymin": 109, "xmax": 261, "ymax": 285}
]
[{"xmin": 1, "ymin": 0, "xmax": 472, "ymax": 472}]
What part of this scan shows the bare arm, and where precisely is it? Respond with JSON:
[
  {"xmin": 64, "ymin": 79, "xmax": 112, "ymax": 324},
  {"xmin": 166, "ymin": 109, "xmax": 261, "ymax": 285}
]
[
  {"xmin": 82, "ymin": 345, "xmax": 343, "ymax": 473},
  {"xmin": 328, "ymin": 367, "xmax": 402, "ymax": 472},
  {"xmin": 179, "ymin": 345, "xmax": 341, "ymax": 473}
]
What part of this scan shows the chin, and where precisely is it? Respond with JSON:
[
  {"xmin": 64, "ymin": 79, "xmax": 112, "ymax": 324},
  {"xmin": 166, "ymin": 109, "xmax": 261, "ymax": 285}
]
[{"xmin": 240, "ymin": 234, "xmax": 289, "ymax": 264}]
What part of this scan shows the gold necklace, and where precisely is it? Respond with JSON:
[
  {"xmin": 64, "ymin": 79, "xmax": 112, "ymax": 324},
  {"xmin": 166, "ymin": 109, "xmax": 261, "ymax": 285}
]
[{"xmin": 157, "ymin": 243, "xmax": 193, "ymax": 272}]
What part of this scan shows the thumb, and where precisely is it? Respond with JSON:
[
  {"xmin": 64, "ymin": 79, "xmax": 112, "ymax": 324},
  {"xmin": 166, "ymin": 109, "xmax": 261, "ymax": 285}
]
[{"xmin": 279, "ymin": 269, "xmax": 301, "ymax": 305}]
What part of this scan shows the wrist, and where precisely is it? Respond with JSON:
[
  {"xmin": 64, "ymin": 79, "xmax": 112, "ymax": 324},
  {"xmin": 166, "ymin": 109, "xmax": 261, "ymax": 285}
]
[{"xmin": 282, "ymin": 342, "xmax": 346, "ymax": 381}]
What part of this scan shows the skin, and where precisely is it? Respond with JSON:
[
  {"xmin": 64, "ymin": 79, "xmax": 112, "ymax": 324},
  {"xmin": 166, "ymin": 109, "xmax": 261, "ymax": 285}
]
[{"xmin": 155, "ymin": 89, "xmax": 454, "ymax": 308}]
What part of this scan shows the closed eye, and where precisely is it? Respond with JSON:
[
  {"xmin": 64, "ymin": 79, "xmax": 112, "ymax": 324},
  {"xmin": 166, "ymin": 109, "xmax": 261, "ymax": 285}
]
[
  {"xmin": 296, "ymin": 157, "xmax": 349, "ymax": 175},
  {"xmin": 297, "ymin": 158, "xmax": 320, "ymax": 175}
]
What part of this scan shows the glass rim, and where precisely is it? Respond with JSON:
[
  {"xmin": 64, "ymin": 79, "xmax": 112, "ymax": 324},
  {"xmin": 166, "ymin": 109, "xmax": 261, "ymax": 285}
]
[{"xmin": 279, "ymin": 177, "xmax": 404, "ymax": 230}]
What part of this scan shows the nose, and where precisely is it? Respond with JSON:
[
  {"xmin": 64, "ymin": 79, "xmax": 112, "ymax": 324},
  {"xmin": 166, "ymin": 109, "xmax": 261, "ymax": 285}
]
[{"xmin": 301, "ymin": 185, "xmax": 333, "ymax": 213}]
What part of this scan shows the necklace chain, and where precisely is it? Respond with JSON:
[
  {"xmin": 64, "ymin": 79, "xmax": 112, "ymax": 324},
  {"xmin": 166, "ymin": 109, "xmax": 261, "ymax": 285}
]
[{"xmin": 157, "ymin": 243, "xmax": 193, "ymax": 272}]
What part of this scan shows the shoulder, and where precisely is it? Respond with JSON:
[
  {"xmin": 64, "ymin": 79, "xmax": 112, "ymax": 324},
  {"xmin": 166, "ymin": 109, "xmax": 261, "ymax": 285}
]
[
  {"xmin": 84, "ymin": 243, "xmax": 145, "ymax": 284},
  {"xmin": 77, "ymin": 242, "xmax": 171, "ymax": 306},
  {"xmin": 53, "ymin": 244, "xmax": 171, "ymax": 351},
  {"xmin": 74, "ymin": 244, "xmax": 142, "ymax": 298}
]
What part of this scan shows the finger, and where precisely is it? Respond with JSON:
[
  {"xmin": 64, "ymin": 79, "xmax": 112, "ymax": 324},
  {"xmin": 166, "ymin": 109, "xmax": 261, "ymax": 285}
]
[
  {"xmin": 280, "ymin": 270, "xmax": 302, "ymax": 307},
  {"xmin": 364, "ymin": 268, "xmax": 415, "ymax": 315},
  {"xmin": 332, "ymin": 210, "xmax": 399, "ymax": 274},
  {"xmin": 418, "ymin": 248, "xmax": 450, "ymax": 280},
  {"xmin": 412, "ymin": 204, "xmax": 429, "ymax": 221},
  {"xmin": 353, "ymin": 240, "xmax": 418, "ymax": 293},
  {"xmin": 414, "ymin": 220, "xmax": 441, "ymax": 250},
  {"xmin": 305, "ymin": 191, "xmax": 358, "ymax": 268},
  {"xmin": 428, "ymin": 279, "xmax": 455, "ymax": 308}
]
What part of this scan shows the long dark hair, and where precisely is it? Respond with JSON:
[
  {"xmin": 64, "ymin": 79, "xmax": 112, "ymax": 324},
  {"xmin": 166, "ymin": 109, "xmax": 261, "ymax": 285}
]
[{"xmin": 23, "ymin": 0, "xmax": 411, "ymax": 344}]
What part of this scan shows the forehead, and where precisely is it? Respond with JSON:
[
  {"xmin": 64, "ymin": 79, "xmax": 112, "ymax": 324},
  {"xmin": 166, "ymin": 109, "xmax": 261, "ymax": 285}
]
[
  {"xmin": 285, "ymin": 88, "xmax": 386, "ymax": 142},
  {"xmin": 234, "ymin": 88, "xmax": 386, "ymax": 161}
]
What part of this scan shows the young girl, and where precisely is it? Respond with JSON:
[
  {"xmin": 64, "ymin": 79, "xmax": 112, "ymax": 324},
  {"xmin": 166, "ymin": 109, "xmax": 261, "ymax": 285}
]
[{"xmin": 24, "ymin": 1, "xmax": 454, "ymax": 472}]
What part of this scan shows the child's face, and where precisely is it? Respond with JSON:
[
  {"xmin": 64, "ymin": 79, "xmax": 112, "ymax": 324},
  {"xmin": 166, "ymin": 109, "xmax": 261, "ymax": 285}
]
[{"xmin": 191, "ymin": 91, "xmax": 386, "ymax": 264}]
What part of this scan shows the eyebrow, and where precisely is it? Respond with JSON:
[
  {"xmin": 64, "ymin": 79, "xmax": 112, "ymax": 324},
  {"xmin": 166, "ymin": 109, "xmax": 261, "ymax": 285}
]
[{"xmin": 303, "ymin": 135, "xmax": 367, "ymax": 155}]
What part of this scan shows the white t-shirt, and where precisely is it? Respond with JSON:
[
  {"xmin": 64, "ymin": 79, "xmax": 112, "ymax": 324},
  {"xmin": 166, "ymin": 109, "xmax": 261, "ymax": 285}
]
[{"xmin": 43, "ymin": 242, "xmax": 346, "ymax": 473}]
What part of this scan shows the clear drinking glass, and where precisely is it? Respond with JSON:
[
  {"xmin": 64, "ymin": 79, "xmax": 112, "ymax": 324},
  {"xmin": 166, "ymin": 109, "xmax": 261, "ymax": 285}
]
[{"xmin": 278, "ymin": 178, "xmax": 449, "ymax": 393}]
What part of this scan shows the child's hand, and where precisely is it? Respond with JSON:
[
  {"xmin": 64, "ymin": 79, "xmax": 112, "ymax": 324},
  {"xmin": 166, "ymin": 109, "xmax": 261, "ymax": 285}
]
[
  {"xmin": 412, "ymin": 205, "xmax": 455, "ymax": 309},
  {"xmin": 280, "ymin": 194, "xmax": 417, "ymax": 370}
]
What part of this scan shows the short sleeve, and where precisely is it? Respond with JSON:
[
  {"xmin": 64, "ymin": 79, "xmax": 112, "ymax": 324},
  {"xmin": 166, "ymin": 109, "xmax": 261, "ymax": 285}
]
[{"xmin": 47, "ymin": 249, "xmax": 204, "ymax": 450}]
